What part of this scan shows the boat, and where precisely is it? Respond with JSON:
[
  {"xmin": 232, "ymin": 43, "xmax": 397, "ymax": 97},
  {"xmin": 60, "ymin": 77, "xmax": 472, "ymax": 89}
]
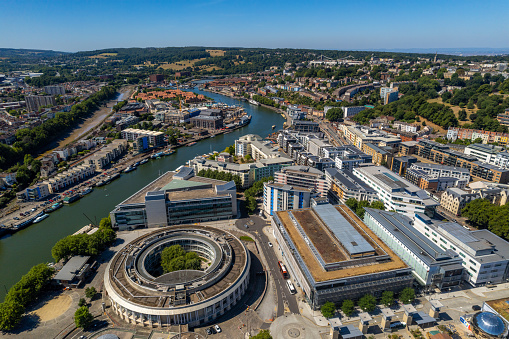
[
  {"xmin": 123, "ymin": 165, "xmax": 136, "ymax": 173},
  {"xmin": 238, "ymin": 115, "xmax": 252, "ymax": 127},
  {"xmin": 248, "ymin": 99, "xmax": 260, "ymax": 106},
  {"xmin": 272, "ymin": 125, "xmax": 276, "ymax": 129},
  {"xmin": 163, "ymin": 149, "xmax": 175, "ymax": 155},
  {"xmin": 81, "ymin": 187, "xmax": 93, "ymax": 196},
  {"xmin": 134, "ymin": 162, "xmax": 140, "ymax": 167},
  {"xmin": 44, "ymin": 202, "xmax": 63, "ymax": 213},
  {"xmin": 33, "ymin": 214, "xmax": 49, "ymax": 223},
  {"xmin": 187, "ymin": 142, "xmax": 197, "ymax": 147},
  {"xmin": 109, "ymin": 173, "xmax": 121, "ymax": 181},
  {"xmin": 63, "ymin": 194, "xmax": 81, "ymax": 204},
  {"xmin": 140, "ymin": 159, "xmax": 149, "ymax": 165}
]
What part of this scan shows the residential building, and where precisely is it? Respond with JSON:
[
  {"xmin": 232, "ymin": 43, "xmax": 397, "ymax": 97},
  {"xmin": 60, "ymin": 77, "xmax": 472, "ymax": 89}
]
[
  {"xmin": 413, "ymin": 214, "xmax": 509, "ymax": 286},
  {"xmin": 342, "ymin": 106, "xmax": 365, "ymax": 118},
  {"xmin": 87, "ymin": 139, "xmax": 127, "ymax": 170},
  {"xmin": 340, "ymin": 125, "xmax": 400, "ymax": 151},
  {"xmin": 399, "ymin": 141, "xmax": 419, "ymax": 156},
  {"xmin": 406, "ymin": 168, "xmax": 466, "ymax": 191},
  {"xmin": 380, "ymin": 87, "xmax": 399, "ymax": 104},
  {"xmin": 274, "ymin": 165, "xmax": 328, "ymax": 197},
  {"xmin": 190, "ymin": 115, "xmax": 223, "ymax": 130},
  {"xmin": 16, "ymin": 183, "xmax": 50, "ymax": 201},
  {"xmin": 415, "ymin": 140, "xmax": 509, "ymax": 184},
  {"xmin": 110, "ymin": 169, "xmax": 237, "ymax": 231},
  {"xmin": 190, "ymin": 156, "xmax": 293, "ymax": 188},
  {"xmin": 364, "ymin": 209, "xmax": 464, "ymax": 288},
  {"xmin": 390, "ymin": 156, "xmax": 417, "ymax": 176},
  {"xmin": 440, "ymin": 188, "xmax": 480, "ymax": 216},
  {"xmin": 43, "ymin": 85, "xmax": 65, "ymax": 95},
  {"xmin": 329, "ymin": 145, "xmax": 372, "ymax": 171},
  {"xmin": 496, "ymin": 109, "xmax": 509, "ymax": 127},
  {"xmin": 262, "ymin": 182, "xmax": 315, "ymax": 215},
  {"xmin": 291, "ymin": 120, "xmax": 320, "ymax": 133},
  {"xmin": 25, "ymin": 95, "xmax": 56, "ymax": 112},
  {"xmin": 235, "ymin": 134, "xmax": 286, "ymax": 160},
  {"xmin": 410, "ymin": 163, "xmax": 471, "ymax": 182},
  {"xmin": 272, "ymin": 204, "xmax": 414, "ymax": 309},
  {"xmin": 393, "ymin": 121, "xmax": 419, "ymax": 133},
  {"xmin": 362, "ymin": 143, "xmax": 393, "ymax": 166},
  {"xmin": 121, "ymin": 128, "xmax": 165, "ymax": 147},
  {"xmin": 465, "ymin": 144, "xmax": 503, "ymax": 165},
  {"xmin": 43, "ymin": 164, "xmax": 96, "ymax": 193},
  {"xmin": 325, "ymin": 167, "xmax": 377, "ymax": 204},
  {"xmin": 353, "ymin": 166, "xmax": 438, "ymax": 217}
]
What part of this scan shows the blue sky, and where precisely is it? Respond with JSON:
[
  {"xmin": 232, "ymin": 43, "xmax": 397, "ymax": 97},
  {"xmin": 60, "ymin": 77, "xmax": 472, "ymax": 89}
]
[{"xmin": 1, "ymin": 0, "xmax": 508, "ymax": 52}]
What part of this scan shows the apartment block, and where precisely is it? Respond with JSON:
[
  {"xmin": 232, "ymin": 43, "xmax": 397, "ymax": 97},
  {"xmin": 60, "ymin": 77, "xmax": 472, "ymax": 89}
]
[
  {"xmin": 121, "ymin": 128, "xmax": 165, "ymax": 147},
  {"xmin": 440, "ymin": 188, "xmax": 480, "ymax": 216},
  {"xmin": 325, "ymin": 167, "xmax": 377, "ymax": 204},
  {"xmin": 274, "ymin": 165, "xmax": 328, "ymax": 197},
  {"xmin": 262, "ymin": 182, "xmax": 315, "ymax": 215},
  {"xmin": 26, "ymin": 95, "xmax": 56, "ymax": 112}
]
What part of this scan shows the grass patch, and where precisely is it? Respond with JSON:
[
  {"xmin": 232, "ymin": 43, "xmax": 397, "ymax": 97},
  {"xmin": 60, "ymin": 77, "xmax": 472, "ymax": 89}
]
[
  {"xmin": 206, "ymin": 49, "xmax": 226, "ymax": 57},
  {"xmin": 240, "ymin": 236, "xmax": 254, "ymax": 242},
  {"xmin": 88, "ymin": 53, "xmax": 118, "ymax": 59}
]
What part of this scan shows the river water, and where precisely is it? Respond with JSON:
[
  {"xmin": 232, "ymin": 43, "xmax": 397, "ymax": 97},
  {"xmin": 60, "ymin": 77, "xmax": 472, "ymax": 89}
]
[{"xmin": 0, "ymin": 89, "xmax": 285, "ymax": 300}]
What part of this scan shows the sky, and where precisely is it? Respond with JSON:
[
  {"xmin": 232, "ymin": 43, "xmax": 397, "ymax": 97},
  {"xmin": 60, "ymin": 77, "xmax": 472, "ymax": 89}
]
[{"xmin": 1, "ymin": 0, "xmax": 508, "ymax": 53}]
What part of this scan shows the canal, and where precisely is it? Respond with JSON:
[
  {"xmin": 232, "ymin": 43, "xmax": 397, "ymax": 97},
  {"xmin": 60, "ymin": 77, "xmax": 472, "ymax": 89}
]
[{"xmin": 0, "ymin": 89, "xmax": 285, "ymax": 300}]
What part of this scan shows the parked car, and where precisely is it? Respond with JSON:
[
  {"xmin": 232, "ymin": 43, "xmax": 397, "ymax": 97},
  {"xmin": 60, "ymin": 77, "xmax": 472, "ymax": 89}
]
[
  {"xmin": 214, "ymin": 324, "xmax": 222, "ymax": 333},
  {"xmin": 268, "ymin": 242, "xmax": 273, "ymax": 247}
]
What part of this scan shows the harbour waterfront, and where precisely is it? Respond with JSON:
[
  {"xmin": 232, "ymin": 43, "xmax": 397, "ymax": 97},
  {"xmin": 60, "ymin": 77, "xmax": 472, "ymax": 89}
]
[{"xmin": 0, "ymin": 88, "xmax": 285, "ymax": 300}]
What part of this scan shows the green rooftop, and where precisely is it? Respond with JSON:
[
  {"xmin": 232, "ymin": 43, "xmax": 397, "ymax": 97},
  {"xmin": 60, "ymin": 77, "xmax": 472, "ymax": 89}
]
[{"xmin": 161, "ymin": 179, "xmax": 208, "ymax": 191}]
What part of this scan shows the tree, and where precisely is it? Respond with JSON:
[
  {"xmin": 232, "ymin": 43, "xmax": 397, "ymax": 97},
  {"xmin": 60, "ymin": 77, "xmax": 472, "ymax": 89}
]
[
  {"xmin": 370, "ymin": 201, "xmax": 385, "ymax": 211},
  {"xmin": 458, "ymin": 109, "xmax": 467, "ymax": 121},
  {"xmin": 461, "ymin": 199, "xmax": 494, "ymax": 229},
  {"xmin": 78, "ymin": 298, "xmax": 87, "ymax": 307},
  {"xmin": 0, "ymin": 301, "xmax": 24, "ymax": 331},
  {"xmin": 85, "ymin": 286, "xmax": 97, "ymax": 299},
  {"xmin": 345, "ymin": 198, "xmax": 358, "ymax": 211},
  {"xmin": 326, "ymin": 107, "xmax": 343, "ymax": 122},
  {"xmin": 160, "ymin": 245, "xmax": 201, "ymax": 273},
  {"xmin": 74, "ymin": 306, "xmax": 93, "ymax": 329},
  {"xmin": 399, "ymin": 287, "xmax": 415, "ymax": 304},
  {"xmin": 321, "ymin": 301, "xmax": 336, "ymax": 318},
  {"xmin": 341, "ymin": 299, "xmax": 355, "ymax": 317},
  {"xmin": 252, "ymin": 330, "xmax": 273, "ymax": 339},
  {"xmin": 358, "ymin": 294, "xmax": 376, "ymax": 312},
  {"xmin": 380, "ymin": 291, "xmax": 394, "ymax": 307}
]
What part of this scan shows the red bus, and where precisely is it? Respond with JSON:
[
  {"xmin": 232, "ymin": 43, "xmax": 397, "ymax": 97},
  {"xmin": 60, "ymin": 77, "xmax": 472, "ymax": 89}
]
[{"xmin": 278, "ymin": 261, "xmax": 289, "ymax": 279}]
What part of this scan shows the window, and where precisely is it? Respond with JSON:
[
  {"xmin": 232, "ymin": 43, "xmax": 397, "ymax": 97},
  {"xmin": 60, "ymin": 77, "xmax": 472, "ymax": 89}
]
[
  {"xmin": 460, "ymin": 252, "xmax": 466, "ymax": 258},
  {"xmin": 432, "ymin": 232, "xmax": 437, "ymax": 236},
  {"xmin": 440, "ymin": 238, "xmax": 447, "ymax": 244},
  {"xmin": 470, "ymin": 267, "xmax": 477, "ymax": 273}
]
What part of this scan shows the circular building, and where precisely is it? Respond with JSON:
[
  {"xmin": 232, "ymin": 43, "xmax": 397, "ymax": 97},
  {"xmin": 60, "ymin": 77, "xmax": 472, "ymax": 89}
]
[
  {"xmin": 471, "ymin": 312, "xmax": 507, "ymax": 339},
  {"xmin": 104, "ymin": 226, "xmax": 250, "ymax": 327}
]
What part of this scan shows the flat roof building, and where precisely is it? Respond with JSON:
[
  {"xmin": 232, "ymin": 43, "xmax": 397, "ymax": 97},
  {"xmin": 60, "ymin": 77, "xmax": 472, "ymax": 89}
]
[
  {"xmin": 413, "ymin": 214, "xmax": 509, "ymax": 286},
  {"xmin": 325, "ymin": 167, "xmax": 377, "ymax": 204},
  {"xmin": 272, "ymin": 203, "xmax": 413, "ymax": 309},
  {"xmin": 353, "ymin": 166, "xmax": 438, "ymax": 217},
  {"xmin": 53, "ymin": 255, "xmax": 91, "ymax": 287},
  {"xmin": 110, "ymin": 168, "xmax": 237, "ymax": 231},
  {"xmin": 364, "ymin": 209, "xmax": 464, "ymax": 288}
]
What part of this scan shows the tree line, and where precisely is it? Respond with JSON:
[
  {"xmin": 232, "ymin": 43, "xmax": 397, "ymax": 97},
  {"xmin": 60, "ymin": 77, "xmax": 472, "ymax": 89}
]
[
  {"xmin": 0, "ymin": 263, "xmax": 54, "ymax": 330},
  {"xmin": 321, "ymin": 288, "xmax": 415, "ymax": 318},
  {"xmin": 196, "ymin": 169, "xmax": 242, "ymax": 189},
  {"xmin": 51, "ymin": 216, "xmax": 116, "ymax": 262}
]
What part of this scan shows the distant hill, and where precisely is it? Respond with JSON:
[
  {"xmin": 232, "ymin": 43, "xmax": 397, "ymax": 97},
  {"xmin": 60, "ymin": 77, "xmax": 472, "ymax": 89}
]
[
  {"xmin": 0, "ymin": 48, "xmax": 68, "ymax": 59},
  {"xmin": 372, "ymin": 47, "xmax": 509, "ymax": 56}
]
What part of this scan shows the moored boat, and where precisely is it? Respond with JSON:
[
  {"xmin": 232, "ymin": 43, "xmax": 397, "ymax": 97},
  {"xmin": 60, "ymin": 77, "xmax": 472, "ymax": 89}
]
[{"xmin": 33, "ymin": 214, "xmax": 49, "ymax": 223}]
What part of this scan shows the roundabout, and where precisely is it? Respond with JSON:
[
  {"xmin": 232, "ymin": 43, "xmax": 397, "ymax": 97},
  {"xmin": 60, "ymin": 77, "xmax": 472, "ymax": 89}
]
[{"xmin": 104, "ymin": 225, "xmax": 250, "ymax": 328}]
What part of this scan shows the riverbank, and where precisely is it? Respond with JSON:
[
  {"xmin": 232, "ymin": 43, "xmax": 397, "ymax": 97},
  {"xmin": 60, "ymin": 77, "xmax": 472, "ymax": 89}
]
[
  {"xmin": 38, "ymin": 86, "xmax": 134, "ymax": 159},
  {"xmin": 0, "ymin": 88, "xmax": 287, "ymax": 301},
  {"xmin": 199, "ymin": 87, "xmax": 290, "ymax": 125}
]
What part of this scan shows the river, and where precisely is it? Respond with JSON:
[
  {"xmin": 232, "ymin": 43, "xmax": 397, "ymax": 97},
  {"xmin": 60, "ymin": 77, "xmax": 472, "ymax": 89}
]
[{"xmin": 0, "ymin": 89, "xmax": 285, "ymax": 300}]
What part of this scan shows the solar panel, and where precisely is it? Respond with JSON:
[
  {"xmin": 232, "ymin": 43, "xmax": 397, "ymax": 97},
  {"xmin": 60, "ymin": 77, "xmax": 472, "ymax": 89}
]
[{"xmin": 313, "ymin": 204, "xmax": 374, "ymax": 256}]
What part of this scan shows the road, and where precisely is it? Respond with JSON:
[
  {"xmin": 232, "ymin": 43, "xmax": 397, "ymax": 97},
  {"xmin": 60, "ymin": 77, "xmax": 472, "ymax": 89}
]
[
  {"xmin": 320, "ymin": 121, "xmax": 346, "ymax": 146},
  {"xmin": 235, "ymin": 215, "xmax": 299, "ymax": 317}
]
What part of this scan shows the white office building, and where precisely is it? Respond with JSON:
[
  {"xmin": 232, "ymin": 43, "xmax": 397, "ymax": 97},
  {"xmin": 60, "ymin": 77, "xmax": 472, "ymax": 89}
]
[
  {"xmin": 413, "ymin": 214, "xmax": 509, "ymax": 287},
  {"xmin": 353, "ymin": 166, "xmax": 438, "ymax": 217}
]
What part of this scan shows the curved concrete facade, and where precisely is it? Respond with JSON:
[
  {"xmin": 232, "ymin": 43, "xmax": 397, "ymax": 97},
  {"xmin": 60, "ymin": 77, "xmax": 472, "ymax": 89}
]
[{"xmin": 104, "ymin": 226, "xmax": 250, "ymax": 328}]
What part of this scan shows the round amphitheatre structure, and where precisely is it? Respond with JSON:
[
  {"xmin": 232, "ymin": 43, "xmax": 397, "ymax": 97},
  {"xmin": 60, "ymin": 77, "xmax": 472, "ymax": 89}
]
[{"xmin": 104, "ymin": 225, "xmax": 251, "ymax": 327}]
